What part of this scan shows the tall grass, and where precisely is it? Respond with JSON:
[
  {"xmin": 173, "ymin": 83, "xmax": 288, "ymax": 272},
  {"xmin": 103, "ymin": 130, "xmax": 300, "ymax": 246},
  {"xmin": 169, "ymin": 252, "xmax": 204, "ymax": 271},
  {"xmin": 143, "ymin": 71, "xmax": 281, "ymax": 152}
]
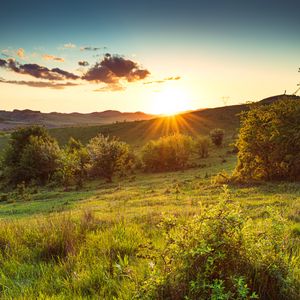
[{"xmin": 0, "ymin": 189, "xmax": 298, "ymax": 299}]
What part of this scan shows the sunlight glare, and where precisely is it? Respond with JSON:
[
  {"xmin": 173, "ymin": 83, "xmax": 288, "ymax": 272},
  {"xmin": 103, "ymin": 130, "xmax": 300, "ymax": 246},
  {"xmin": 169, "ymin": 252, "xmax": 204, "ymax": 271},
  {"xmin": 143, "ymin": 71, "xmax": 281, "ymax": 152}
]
[{"xmin": 150, "ymin": 86, "xmax": 192, "ymax": 115}]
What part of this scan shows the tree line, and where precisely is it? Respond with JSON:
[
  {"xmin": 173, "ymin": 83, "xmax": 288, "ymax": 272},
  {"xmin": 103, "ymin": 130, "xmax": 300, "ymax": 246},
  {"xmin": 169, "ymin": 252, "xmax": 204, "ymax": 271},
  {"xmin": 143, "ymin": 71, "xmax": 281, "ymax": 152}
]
[{"xmin": 0, "ymin": 126, "xmax": 225, "ymax": 189}]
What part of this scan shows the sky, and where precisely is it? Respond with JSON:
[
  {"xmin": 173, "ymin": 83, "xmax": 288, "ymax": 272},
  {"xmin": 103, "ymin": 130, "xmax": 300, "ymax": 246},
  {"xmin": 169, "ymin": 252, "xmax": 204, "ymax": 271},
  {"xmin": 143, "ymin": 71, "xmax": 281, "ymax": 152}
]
[{"xmin": 0, "ymin": 0, "xmax": 299, "ymax": 114}]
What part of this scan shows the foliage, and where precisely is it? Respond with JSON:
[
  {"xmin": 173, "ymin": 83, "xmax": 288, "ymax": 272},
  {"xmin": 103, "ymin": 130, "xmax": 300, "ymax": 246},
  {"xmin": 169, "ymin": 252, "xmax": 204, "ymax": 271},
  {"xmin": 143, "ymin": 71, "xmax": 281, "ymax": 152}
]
[
  {"xmin": 2, "ymin": 126, "xmax": 60, "ymax": 185},
  {"xmin": 141, "ymin": 133, "xmax": 193, "ymax": 172},
  {"xmin": 87, "ymin": 134, "xmax": 134, "ymax": 182},
  {"xmin": 210, "ymin": 128, "xmax": 225, "ymax": 147},
  {"xmin": 195, "ymin": 135, "xmax": 210, "ymax": 158},
  {"xmin": 55, "ymin": 138, "xmax": 89, "ymax": 189},
  {"xmin": 235, "ymin": 99, "xmax": 300, "ymax": 181},
  {"xmin": 137, "ymin": 187, "xmax": 299, "ymax": 300},
  {"xmin": 19, "ymin": 135, "xmax": 60, "ymax": 184}
]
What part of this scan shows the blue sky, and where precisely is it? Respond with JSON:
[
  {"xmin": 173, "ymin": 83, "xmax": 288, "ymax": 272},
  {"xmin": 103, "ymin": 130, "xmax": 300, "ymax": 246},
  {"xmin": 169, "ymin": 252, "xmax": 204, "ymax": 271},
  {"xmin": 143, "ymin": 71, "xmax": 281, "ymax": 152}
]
[{"xmin": 0, "ymin": 0, "xmax": 299, "ymax": 113}]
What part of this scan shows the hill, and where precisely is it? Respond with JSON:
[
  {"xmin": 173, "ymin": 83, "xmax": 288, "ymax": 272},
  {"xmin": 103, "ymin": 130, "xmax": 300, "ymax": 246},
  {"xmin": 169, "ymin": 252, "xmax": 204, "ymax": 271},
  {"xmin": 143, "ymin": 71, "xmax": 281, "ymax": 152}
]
[
  {"xmin": 0, "ymin": 109, "xmax": 155, "ymax": 130},
  {"xmin": 49, "ymin": 94, "xmax": 300, "ymax": 147},
  {"xmin": 1, "ymin": 94, "xmax": 299, "ymax": 150}
]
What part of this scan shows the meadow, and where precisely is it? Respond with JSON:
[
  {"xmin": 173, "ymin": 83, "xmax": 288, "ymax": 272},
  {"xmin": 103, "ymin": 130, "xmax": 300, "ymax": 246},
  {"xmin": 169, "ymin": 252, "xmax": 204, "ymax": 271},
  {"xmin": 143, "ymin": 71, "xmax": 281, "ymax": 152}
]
[
  {"xmin": 0, "ymin": 97, "xmax": 300, "ymax": 299},
  {"xmin": 0, "ymin": 138, "xmax": 299, "ymax": 299}
]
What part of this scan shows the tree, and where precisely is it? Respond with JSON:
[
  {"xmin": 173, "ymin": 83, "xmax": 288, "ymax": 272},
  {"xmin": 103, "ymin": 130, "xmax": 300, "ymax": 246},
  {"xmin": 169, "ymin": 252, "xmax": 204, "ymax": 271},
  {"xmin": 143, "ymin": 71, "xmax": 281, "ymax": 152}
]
[
  {"xmin": 2, "ymin": 126, "xmax": 60, "ymax": 184},
  {"xmin": 141, "ymin": 134, "xmax": 193, "ymax": 172},
  {"xmin": 235, "ymin": 99, "xmax": 300, "ymax": 181},
  {"xmin": 87, "ymin": 134, "xmax": 133, "ymax": 182},
  {"xmin": 210, "ymin": 128, "xmax": 225, "ymax": 147},
  {"xmin": 56, "ymin": 138, "xmax": 89, "ymax": 189},
  {"xmin": 195, "ymin": 135, "xmax": 210, "ymax": 158}
]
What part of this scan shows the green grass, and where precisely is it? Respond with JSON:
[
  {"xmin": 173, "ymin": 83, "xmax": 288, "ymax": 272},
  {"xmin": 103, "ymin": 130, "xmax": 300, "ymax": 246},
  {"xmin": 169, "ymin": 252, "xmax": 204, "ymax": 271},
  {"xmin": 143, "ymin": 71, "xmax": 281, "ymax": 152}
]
[{"xmin": 0, "ymin": 130, "xmax": 299, "ymax": 298}]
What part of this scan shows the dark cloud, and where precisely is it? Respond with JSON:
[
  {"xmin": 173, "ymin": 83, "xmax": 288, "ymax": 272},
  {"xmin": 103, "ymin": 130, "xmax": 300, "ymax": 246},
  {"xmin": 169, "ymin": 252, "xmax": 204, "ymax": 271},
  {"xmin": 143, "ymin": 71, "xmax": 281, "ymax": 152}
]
[
  {"xmin": 0, "ymin": 59, "xmax": 7, "ymax": 67},
  {"xmin": 0, "ymin": 54, "xmax": 150, "ymax": 90},
  {"xmin": 83, "ymin": 54, "xmax": 150, "ymax": 84},
  {"xmin": 80, "ymin": 46, "xmax": 101, "ymax": 51},
  {"xmin": 78, "ymin": 60, "xmax": 89, "ymax": 66},
  {"xmin": 144, "ymin": 76, "xmax": 181, "ymax": 85},
  {"xmin": 51, "ymin": 68, "xmax": 79, "ymax": 80},
  {"xmin": 0, "ymin": 58, "xmax": 79, "ymax": 80},
  {"xmin": 0, "ymin": 78, "xmax": 78, "ymax": 89}
]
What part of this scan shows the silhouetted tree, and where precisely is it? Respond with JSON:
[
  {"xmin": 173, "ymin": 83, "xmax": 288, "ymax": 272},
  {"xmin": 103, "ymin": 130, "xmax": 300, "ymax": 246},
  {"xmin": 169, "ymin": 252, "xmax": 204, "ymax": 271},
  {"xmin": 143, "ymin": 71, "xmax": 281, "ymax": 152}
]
[{"xmin": 210, "ymin": 128, "xmax": 225, "ymax": 147}]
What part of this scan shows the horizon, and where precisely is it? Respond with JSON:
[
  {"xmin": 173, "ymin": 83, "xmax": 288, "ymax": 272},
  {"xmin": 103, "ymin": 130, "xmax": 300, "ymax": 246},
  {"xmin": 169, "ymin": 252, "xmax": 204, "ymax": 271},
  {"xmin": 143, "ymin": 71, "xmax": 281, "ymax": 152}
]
[
  {"xmin": 1, "ymin": 93, "xmax": 294, "ymax": 115},
  {"xmin": 1, "ymin": 0, "xmax": 300, "ymax": 115}
]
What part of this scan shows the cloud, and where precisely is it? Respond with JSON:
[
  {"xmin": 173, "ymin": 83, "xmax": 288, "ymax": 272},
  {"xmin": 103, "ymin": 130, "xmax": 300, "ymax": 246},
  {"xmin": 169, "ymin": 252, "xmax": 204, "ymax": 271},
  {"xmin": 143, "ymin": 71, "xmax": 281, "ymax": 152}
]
[
  {"xmin": 51, "ymin": 68, "xmax": 79, "ymax": 80},
  {"xmin": 0, "ymin": 78, "xmax": 78, "ymax": 89},
  {"xmin": 43, "ymin": 54, "xmax": 65, "ymax": 62},
  {"xmin": 80, "ymin": 46, "xmax": 102, "ymax": 51},
  {"xmin": 0, "ymin": 58, "xmax": 79, "ymax": 80},
  {"xmin": 78, "ymin": 60, "xmax": 89, "ymax": 66},
  {"xmin": 83, "ymin": 53, "xmax": 150, "ymax": 84},
  {"xmin": 63, "ymin": 43, "xmax": 76, "ymax": 49},
  {"xmin": 0, "ymin": 54, "xmax": 150, "ymax": 91},
  {"xmin": 93, "ymin": 84, "xmax": 125, "ymax": 92},
  {"xmin": 0, "ymin": 59, "xmax": 7, "ymax": 66},
  {"xmin": 144, "ymin": 76, "xmax": 181, "ymax": 85},
  {"xmin": 17, "ymin": 48, "xmax": 25, "ymax": 58}
]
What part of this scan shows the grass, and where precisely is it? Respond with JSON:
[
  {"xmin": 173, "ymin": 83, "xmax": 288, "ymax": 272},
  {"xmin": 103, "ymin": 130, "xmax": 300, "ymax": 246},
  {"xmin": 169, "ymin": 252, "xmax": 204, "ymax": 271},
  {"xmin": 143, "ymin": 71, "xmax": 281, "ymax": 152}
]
[{"xmin": 0, "ymin": 133, "xmax": 299, "ymax": 298}]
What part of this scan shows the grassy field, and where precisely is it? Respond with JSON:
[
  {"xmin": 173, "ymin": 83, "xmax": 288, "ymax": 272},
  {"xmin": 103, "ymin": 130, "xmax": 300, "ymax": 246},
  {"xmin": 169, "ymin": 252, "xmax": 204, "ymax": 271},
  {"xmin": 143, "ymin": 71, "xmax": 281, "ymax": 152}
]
[
  {"xmin": 0, "ymin": 97, "xmax": 300, "ymax": 298},
  {"xmin": 0, "ymin": 141, "xmax": 299, "ymax": 298}
]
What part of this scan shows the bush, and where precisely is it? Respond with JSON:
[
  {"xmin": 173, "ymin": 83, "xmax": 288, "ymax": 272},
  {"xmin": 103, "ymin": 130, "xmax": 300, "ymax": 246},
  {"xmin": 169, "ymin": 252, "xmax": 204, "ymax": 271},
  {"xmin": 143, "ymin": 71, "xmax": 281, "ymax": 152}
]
[
  {"xmin": 2, "ymin": 126, "xmax": 60, "ymax": 185},
  {"xmin": 56, "ymin": 138, "xmax": 89, "ymax": 189},
  {"xmin": 195, "ymin": 135, "xmax": 210, "ymax": 158},
  {"xmin": 235, "ymin": 99, "xmax": 300, "ymax": 181},
  {"xmin": 137, "ymin": 187, "xmax": 299, "ymax": 300},
  {"xmin": 141, "ymin": 134, "xmax": 193, "ymax": 172},
  {"xmin": 87, "ymin": 134, "xmax": 134, "ymax": 182},
  {"xmin": 210, "ymin": 128, "xmax": 225, "ymax": 147}
]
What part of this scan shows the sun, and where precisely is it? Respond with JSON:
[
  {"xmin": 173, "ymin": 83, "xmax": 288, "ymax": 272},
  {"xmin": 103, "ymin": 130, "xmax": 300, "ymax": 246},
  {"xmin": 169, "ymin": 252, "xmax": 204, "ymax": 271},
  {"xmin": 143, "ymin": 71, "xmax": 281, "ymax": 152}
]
[{"xmin": 149, "ymin": 86, "xmax": 192, "ymax": 115}]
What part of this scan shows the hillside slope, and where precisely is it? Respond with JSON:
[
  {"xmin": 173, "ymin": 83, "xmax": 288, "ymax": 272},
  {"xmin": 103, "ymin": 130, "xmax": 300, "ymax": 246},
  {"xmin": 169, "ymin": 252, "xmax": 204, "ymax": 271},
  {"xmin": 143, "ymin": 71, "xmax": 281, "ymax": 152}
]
[
  {"xmin": 1, "ymin": 94, "xmax": 299, "ymax": 149},
  {"xmin": 50, "ymin": 94, "xmax": 299, "ymax": 146},
  {"xmin": 0, "ymin": 109, "xmax": 154, "ymax": 130}
]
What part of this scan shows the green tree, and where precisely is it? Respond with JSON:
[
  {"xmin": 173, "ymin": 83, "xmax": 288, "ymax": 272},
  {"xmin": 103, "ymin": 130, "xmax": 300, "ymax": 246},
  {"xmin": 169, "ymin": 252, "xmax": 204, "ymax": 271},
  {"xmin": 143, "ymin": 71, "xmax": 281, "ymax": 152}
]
[
  {"xmin": 235, "ymin": 99, "xmax": 300, "ymax": 181},
  {"xmin": 2, "ymin": 126, "xmax": 60, "ymax": 184},
  {"xmin": 210, "ymin": 128, "xmax": 225, "ymax": 147},
  {"xmin": 87, "ymin": 134, "xmax": 133, "ymax": 182},
  {"xmin": 141, "ymin": 133, "xmax": 193, "ymax": 172},
  {"xmin": 56, "ymin": 138, "xmax": 89, "ymax": 189}
]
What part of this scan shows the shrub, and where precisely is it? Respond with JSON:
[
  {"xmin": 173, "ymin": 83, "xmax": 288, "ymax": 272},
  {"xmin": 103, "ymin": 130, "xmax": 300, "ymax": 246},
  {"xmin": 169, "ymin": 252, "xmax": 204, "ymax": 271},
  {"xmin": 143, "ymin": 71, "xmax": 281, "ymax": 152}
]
[
  {"xmin": 235, "ymin": 99, "xmax": 300, "ymax": 181},
  {"xmin": 56, "ymin": 138, "xmax": 89, "ymax": 189},
  {"xmin": 19, "ymin": 135, "xmax": 60, "ymax": 184},
  {"xmin": 141, "ymin": 133, "xmax": 193, "ymax": 172},
  {"xmin": 87, "ymin": 134, "xmax": 133, "ymax": 182},
  {"xmin": 195, "ymin": 135, "xmax": 210, "ymax": 158},
  {"xmin": 210, "ymin": 128, "xmax": 225, "ymax": 147},
  {"xmin": 2, "ymin": 126, "xmax": 60, "ymax": 185},
  {"xmin": 137, "ymin": 187, "xmax": 299, "ymax": 300}
]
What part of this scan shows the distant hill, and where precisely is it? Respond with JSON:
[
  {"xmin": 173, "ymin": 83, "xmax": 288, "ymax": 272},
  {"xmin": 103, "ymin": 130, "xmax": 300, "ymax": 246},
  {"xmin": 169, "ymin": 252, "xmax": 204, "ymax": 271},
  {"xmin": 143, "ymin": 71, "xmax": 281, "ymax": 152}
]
[
  {"xmin": 0, "ymin": 109, "xmax": 155, "ymax": 130},
  {"xmin": 49, "ymin": 94, "xmax": 300, "ymax": 147},
  {"xmin": 1, "ymin": 94, "xmax": 299, "ymax": 149}
]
